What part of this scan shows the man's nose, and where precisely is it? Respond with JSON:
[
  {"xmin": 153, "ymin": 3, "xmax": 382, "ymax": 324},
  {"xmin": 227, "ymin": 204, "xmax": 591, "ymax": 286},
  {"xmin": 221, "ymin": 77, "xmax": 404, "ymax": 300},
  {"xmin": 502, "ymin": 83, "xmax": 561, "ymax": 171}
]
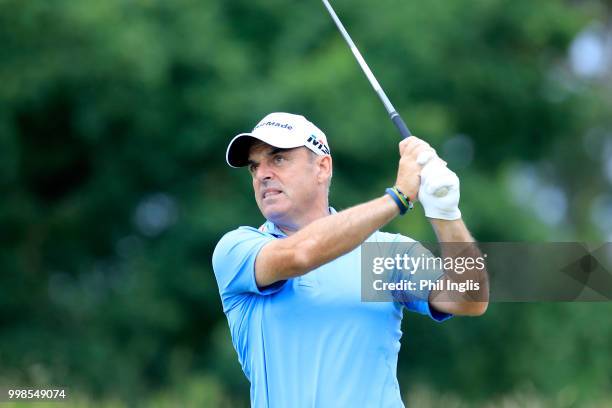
[{"xmin": 255, "ymin": 161, "xmax": 273, "ymax": 181}]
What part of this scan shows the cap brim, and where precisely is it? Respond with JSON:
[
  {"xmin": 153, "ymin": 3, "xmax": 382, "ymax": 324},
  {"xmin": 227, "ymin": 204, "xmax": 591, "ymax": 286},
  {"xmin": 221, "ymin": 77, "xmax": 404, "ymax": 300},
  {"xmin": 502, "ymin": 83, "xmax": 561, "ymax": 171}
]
[
  {"xmin": 225, "ymin": 134, "xmax": 259, "ymax": 168},
  {"xmin": 225, "ymin": 132, "xmax": 304, "ymax": 168}
]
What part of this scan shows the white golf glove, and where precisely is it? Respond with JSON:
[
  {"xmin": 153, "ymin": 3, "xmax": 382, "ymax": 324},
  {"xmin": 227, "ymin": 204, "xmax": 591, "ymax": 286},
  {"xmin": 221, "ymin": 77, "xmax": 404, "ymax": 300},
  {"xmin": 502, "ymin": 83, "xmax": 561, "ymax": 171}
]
[{"xmin": 418, "ymin": 157, "xmax": 462, "ymax": 221}]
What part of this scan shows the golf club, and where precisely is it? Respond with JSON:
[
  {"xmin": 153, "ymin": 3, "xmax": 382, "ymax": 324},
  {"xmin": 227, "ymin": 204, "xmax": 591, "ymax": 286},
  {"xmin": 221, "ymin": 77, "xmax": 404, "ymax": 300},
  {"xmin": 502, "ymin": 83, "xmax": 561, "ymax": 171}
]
[
  {"xmin": 322, "ymin": 0, "xmax": 448, "ymax": 197},
  {"xmin": 321, "ymin": 0, "xmax": 412, "ymax": 138},
  {"xmin": 321, "ymin": 0, "xmax": 452, "ymax": 198}
]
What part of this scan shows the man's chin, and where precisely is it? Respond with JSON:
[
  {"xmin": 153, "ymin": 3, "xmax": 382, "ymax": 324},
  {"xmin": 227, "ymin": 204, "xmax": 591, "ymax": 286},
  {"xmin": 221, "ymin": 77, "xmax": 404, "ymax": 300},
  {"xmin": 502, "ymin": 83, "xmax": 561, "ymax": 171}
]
[{"xmin": 261, "ymin": 203, "xmax": 292, "ymax": 224}]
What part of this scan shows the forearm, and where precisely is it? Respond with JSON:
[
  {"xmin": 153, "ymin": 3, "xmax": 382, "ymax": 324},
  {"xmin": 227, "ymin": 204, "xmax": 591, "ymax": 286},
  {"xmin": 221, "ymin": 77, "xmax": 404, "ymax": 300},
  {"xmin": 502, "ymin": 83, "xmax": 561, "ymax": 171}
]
[
  {"xmin": 429, "ymin": 218, "xmax": 473, "ymax": 243},
  {"xmin": 294, "ymin": 195, "xmax": 400, "ymax": 272},
  {"xmin": 279, "ymin": 195, "xmax": 399, "ymax": 277},
  {"xmin": 428, "ymin": 218, "xmax": 489, "ymax": 315}
]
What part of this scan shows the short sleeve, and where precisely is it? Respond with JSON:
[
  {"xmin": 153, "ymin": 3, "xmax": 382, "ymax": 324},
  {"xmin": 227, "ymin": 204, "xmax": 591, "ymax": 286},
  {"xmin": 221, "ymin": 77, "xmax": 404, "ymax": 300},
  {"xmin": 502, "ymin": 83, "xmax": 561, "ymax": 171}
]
[
  {"xmin": 371, "ymin": 232, "xmax": 452, "ymax": 323},
  {"xmin": 402, "ymin": 297, "xmax": 453, "ymax": 322},
  {"xmin": 395, "ymin": 242, "xmax": 452, "ymax": 322},
  {"xmin": 212, "ymin": 227, "xmax": 286, "ymax": 313}
]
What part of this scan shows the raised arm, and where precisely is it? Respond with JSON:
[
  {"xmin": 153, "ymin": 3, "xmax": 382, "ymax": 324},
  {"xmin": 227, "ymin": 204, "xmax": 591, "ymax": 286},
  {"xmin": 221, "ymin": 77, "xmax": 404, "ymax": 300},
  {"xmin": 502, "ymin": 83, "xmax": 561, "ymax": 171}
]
[
  {"xmin": 255, "ymin": 196, "xmax": 399, "ymax": 287},
  {"xmin": 255, "ymin": 138, "xmax": 431, "ymax": 288}
]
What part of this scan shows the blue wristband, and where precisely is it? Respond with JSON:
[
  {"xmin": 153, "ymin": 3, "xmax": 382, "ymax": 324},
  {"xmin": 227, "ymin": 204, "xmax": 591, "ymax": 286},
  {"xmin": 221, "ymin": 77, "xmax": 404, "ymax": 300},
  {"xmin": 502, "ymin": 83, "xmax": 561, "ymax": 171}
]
[
  {"xmin": 385, "ymin": 188, "xmax": 408, "ymax": 215},
  {"xmin": 393, "ymin": 187, "xmax": 413, "ymax": 211}
]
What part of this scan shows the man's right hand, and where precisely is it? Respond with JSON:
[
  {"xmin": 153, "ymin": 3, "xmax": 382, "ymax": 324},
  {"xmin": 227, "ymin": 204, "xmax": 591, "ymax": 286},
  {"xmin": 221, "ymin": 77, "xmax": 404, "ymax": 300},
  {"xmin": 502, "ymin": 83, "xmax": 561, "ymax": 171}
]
[{"xmin": 394, "ymin": 137, "xmax": 438, "ymax": 201}]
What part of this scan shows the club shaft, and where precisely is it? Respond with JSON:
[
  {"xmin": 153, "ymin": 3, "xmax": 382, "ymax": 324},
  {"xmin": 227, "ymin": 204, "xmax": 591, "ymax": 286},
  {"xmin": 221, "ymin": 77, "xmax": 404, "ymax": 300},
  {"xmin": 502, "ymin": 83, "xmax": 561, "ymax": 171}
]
[{"xmin": 321, "ymin": 0, "xmax": 412, "ymax": 138}]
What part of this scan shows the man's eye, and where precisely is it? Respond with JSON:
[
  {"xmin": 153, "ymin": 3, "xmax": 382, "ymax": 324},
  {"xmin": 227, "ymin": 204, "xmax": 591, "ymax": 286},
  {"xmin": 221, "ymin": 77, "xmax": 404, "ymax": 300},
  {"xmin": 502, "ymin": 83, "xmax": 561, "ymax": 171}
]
[
  {"xmin": 274, "ymin": 156, "xmax": 285, "ymax": 164},
  {"xmin": 249, "ymin": 164, "xmax": 258, "ymax": 173}
]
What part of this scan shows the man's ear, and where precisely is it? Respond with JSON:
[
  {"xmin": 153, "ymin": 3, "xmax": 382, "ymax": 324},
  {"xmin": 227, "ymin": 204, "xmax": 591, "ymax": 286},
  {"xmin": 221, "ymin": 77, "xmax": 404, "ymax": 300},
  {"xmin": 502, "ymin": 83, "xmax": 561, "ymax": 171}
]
[{"xmin": 317, "ymin": 155, "xmax": 332, "ymax": 184}]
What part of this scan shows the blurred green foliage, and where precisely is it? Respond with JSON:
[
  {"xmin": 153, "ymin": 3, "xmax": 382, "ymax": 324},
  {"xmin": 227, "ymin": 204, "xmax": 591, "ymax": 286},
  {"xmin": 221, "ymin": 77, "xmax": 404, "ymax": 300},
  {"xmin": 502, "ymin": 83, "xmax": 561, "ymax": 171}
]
[{"xmin": 1, "ymin": 0, "xmax": 611, "ymax": 406}]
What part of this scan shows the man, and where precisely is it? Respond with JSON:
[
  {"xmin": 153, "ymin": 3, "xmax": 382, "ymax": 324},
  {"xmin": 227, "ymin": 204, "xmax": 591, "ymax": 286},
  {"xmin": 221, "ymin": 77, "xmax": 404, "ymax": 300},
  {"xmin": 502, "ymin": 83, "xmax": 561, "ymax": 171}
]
[{"xmin": 212, "ymin": 112, "xmax": 488, "ymax": 407}]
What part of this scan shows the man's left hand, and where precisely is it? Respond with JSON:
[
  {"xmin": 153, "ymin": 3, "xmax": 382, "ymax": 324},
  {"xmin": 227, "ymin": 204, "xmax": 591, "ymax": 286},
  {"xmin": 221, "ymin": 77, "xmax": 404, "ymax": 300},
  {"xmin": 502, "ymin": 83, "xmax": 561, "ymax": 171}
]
[{"xmin": 418, "ymin": 158, "xmax": 461, "ymax": 220}]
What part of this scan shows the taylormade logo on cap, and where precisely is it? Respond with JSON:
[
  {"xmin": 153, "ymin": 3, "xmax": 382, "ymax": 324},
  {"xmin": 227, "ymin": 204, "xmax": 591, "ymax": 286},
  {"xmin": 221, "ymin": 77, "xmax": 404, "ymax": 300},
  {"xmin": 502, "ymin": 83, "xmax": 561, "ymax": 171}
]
[
  {"xmin": 254, "ymin": 121, "xmax": 294, "ymax": 131},
  {"xmin": 225, "ymin": 112, "xmax": 331, "ymax": 168}
]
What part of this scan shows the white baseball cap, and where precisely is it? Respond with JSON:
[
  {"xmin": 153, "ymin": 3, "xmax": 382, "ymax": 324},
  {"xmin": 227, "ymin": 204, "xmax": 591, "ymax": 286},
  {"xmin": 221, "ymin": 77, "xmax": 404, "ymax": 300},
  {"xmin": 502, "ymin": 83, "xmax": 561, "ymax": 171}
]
[{"xmin": 226, "ymin": 112, "xmax": 331, "ymax": 168}]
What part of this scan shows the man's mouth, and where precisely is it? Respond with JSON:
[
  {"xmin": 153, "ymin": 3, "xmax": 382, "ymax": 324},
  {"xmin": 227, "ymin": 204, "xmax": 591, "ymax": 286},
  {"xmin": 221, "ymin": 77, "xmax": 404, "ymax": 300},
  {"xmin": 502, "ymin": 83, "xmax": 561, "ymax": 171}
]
[{"xmin": 262, "ymin": 189, "xmax": 283, "ymax": 199}]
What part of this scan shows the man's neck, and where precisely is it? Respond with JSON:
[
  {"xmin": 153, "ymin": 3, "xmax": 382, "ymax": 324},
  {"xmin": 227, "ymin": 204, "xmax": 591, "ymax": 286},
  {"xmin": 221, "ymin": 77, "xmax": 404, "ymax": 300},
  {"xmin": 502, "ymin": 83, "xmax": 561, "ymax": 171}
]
[{"xmin": 276, "ymin": 205, "xmax": 331, "ymax": 236}]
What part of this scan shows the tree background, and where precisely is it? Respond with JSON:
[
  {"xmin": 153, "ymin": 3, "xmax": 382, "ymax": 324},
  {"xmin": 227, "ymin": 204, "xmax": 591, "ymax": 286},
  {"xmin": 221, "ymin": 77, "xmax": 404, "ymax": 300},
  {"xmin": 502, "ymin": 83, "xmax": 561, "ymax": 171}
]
[{"xmin": 1, "ymin": 0, "xmax": 611, "ymax": 406}]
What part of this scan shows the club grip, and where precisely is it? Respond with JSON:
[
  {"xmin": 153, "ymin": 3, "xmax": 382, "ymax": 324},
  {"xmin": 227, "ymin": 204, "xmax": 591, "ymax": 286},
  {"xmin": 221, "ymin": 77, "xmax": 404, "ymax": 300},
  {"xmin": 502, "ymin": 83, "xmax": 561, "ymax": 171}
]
[{"xmin": 391, "ymin": 113, "xmax": 412, "ymax": 139}]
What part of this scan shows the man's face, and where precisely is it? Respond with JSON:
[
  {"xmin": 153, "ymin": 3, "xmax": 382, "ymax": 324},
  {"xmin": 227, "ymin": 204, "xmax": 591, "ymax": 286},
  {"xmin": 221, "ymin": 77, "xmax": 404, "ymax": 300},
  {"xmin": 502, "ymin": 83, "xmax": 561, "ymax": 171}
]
[{"xmin": 247, "ymin": 143, "xmax": 327, "ymax": 225}]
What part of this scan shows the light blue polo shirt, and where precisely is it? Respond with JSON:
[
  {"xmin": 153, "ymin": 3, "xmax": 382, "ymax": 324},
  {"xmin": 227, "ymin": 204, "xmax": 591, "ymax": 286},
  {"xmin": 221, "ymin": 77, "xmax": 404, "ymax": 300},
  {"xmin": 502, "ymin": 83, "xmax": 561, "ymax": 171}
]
[{"xmin": 212, "ymin": 212, "xmax": 451, "ymax": 407}]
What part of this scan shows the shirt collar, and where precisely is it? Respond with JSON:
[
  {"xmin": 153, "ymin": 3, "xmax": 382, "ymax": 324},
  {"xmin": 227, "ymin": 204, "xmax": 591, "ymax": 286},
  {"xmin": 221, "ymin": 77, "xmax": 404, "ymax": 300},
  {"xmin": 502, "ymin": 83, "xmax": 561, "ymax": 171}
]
[{"xmin": 259, "ymin": 207, "xmax": 337, "ymax": 238}]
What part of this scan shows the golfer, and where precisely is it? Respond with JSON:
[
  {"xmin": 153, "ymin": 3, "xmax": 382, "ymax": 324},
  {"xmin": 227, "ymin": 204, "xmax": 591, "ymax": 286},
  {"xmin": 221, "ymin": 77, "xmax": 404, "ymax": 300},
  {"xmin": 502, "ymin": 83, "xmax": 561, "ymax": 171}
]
[{"xmin": 212, "ymin": 112, "xmax": 488, "ymax": 407}]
